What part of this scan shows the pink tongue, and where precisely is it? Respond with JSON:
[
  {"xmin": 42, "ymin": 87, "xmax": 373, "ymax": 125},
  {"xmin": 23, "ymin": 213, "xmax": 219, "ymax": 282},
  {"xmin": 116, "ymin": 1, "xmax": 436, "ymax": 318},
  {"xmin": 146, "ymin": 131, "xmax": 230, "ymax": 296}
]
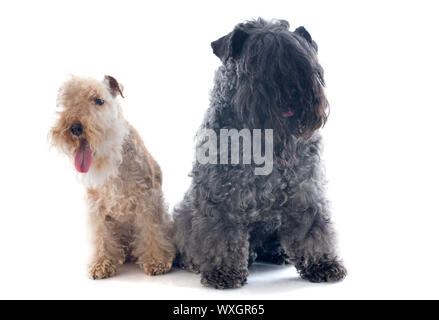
[
  {"xmin": 74, "ymin": 140, "xmax": 93, "ymax": 173},
  {"xmin": 283, "ymin": 109, "xmax": 295, "ymax": 117}
]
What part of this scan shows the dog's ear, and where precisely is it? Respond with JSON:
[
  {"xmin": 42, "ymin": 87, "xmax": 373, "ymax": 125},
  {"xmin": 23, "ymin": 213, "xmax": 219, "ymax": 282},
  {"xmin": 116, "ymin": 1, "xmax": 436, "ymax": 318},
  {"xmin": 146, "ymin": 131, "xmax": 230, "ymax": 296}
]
[
  {"xmin": 211, "ymin": 27, "xmax": 249, "ymax": 61},
  {"xmin": 295, "ymin": 26, "xmax": 312, "ymax": 43},
  {"xmin": 104, "ymin": 75, "xmax": 124, "ymax": 98},
  {"xmin": 278, "ymin": 19, "xmax": 290, "ymax": 29},
  {"xmin": 294, "ymin": 26, "xmax": 318, "ymax": 52},
  {"xmin": 229, "ymin": 28, "xmax": 249, "ymax": 58}
]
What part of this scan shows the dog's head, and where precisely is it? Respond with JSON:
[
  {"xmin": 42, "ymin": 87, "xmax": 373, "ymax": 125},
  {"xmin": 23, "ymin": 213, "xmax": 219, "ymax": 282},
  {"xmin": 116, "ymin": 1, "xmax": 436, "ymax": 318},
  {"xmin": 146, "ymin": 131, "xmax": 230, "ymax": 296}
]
[
  {"xmin": 211, "ymin": 18, "xmax": 328, "ymax": 139},
  {"xmin": 50, "ymin": 75, "xmax": 127, "ymax": 180}
]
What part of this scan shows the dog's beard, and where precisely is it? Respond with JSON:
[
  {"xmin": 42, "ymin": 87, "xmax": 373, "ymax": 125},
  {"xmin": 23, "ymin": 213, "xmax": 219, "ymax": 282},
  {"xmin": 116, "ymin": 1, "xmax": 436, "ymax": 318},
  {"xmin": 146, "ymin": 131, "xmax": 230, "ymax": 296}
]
[
  {"xmin": 50, "ymin": 113, "xmax": 129, "ymax": 187},
  {"xmin": 79, "ymin": 117, "xmax": 129, "ymax": 188}
]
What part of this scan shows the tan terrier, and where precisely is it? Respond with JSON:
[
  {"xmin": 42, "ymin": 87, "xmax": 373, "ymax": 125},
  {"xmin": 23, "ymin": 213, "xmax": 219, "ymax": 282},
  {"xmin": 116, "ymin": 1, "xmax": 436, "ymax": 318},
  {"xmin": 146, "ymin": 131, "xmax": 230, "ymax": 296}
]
[{"xmin": 50, "ymin": 75, "xmax": 176, "ymax": 279}]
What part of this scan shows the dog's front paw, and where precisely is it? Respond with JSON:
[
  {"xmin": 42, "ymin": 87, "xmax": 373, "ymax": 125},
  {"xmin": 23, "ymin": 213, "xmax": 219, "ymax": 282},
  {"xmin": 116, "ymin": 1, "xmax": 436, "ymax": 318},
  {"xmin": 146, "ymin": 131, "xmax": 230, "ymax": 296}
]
[
  {"xmin": 139, "ymin": 259, "xmax": 173, "ymax": 276},
  {"xmin": 298, "ymin": 259, "xmax": 347, "ymax": 283},
  {"xmin": 88, "ymin": 258, "xmax": 117, "ymax": 280},
  {"xmin": 201, "ymin": 268, "xmax": 248, "ymax": 289}
]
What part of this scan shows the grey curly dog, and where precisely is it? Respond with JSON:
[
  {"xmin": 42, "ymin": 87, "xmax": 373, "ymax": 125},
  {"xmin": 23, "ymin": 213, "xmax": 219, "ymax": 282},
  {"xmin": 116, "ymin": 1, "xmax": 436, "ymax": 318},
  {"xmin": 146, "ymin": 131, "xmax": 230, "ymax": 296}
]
[{"xmin": 173, "ymin": 18, "xmax": 346, "ymax": 289}]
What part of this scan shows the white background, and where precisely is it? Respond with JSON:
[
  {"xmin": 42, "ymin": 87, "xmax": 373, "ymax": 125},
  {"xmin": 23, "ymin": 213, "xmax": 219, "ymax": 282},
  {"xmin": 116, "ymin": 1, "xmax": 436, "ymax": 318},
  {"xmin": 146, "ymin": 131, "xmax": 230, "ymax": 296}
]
[{"xmin": 0, "ymin": 0, "xmax": 438, "ymax": 299}]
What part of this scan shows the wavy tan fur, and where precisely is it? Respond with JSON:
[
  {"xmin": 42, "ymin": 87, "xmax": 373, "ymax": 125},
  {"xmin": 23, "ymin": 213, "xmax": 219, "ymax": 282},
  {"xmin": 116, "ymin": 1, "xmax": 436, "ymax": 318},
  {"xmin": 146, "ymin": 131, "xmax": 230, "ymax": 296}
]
[{"xmin": 50, "ymin": 75, "xmax": 175, "ymax": 279}]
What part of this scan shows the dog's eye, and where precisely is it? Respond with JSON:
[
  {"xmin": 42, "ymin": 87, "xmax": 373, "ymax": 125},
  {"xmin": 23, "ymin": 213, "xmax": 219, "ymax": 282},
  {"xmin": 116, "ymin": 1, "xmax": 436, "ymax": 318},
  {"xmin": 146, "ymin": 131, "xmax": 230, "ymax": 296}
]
[{"xmin": 94, "ymin": 98, "xmax": 105, "ymax": 106}]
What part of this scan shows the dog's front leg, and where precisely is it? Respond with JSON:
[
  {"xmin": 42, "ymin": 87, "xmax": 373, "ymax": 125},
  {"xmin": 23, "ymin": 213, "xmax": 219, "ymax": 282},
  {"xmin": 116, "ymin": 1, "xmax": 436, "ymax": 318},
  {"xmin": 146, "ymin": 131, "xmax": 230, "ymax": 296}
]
[
  {"xmin": 280, "ymin": 188, "xmax": 346, "ymax": 283},
  {"xmin": 132, "ymin": 194, "xmax": 176, "ymax": 276},
  {"xmin": 196, "ymin": 216, "xmax": 250, "ymax": 289},
  {"xmin": 133, "ymin": 221, "xmax": 175, "ymax": 276},
  {"xmin": 88, "ymin": 213, "xmax": 125, "ymax": 280}
]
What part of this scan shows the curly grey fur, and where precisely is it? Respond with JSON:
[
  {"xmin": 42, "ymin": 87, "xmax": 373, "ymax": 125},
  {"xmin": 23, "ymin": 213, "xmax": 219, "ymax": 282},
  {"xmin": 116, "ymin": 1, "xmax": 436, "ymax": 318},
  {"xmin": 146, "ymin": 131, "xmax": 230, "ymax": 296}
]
[{"xmin": 173, "ymin": 18, "xmax": 346, "ymax": 289}]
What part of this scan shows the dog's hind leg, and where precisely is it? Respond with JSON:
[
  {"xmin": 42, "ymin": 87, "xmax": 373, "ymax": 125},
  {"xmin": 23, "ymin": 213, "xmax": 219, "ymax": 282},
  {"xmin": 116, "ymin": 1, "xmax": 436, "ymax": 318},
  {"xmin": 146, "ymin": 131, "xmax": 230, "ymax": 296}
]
[
  {"xmin": 173, "ymin": 200, "xmax": 201, "ymax": 273},
  {"xmin": 256, "ymin": 234, "xmax": 290, "ymax": 265}
]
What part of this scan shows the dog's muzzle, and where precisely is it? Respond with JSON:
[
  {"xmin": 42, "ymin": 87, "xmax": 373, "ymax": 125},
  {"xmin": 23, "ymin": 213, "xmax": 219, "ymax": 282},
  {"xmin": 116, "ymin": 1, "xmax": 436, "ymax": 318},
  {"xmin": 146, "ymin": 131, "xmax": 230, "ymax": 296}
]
[{"xmin": 70, "ymin": 123, "xmax": 83, "ymax": 137}]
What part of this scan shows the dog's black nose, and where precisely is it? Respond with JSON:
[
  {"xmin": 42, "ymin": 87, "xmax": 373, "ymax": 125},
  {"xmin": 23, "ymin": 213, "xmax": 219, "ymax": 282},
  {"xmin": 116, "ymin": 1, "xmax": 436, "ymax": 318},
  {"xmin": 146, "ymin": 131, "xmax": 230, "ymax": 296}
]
[{"xmin": 70, "ymin": 123, "xmax": 83, "ymax": 137}]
